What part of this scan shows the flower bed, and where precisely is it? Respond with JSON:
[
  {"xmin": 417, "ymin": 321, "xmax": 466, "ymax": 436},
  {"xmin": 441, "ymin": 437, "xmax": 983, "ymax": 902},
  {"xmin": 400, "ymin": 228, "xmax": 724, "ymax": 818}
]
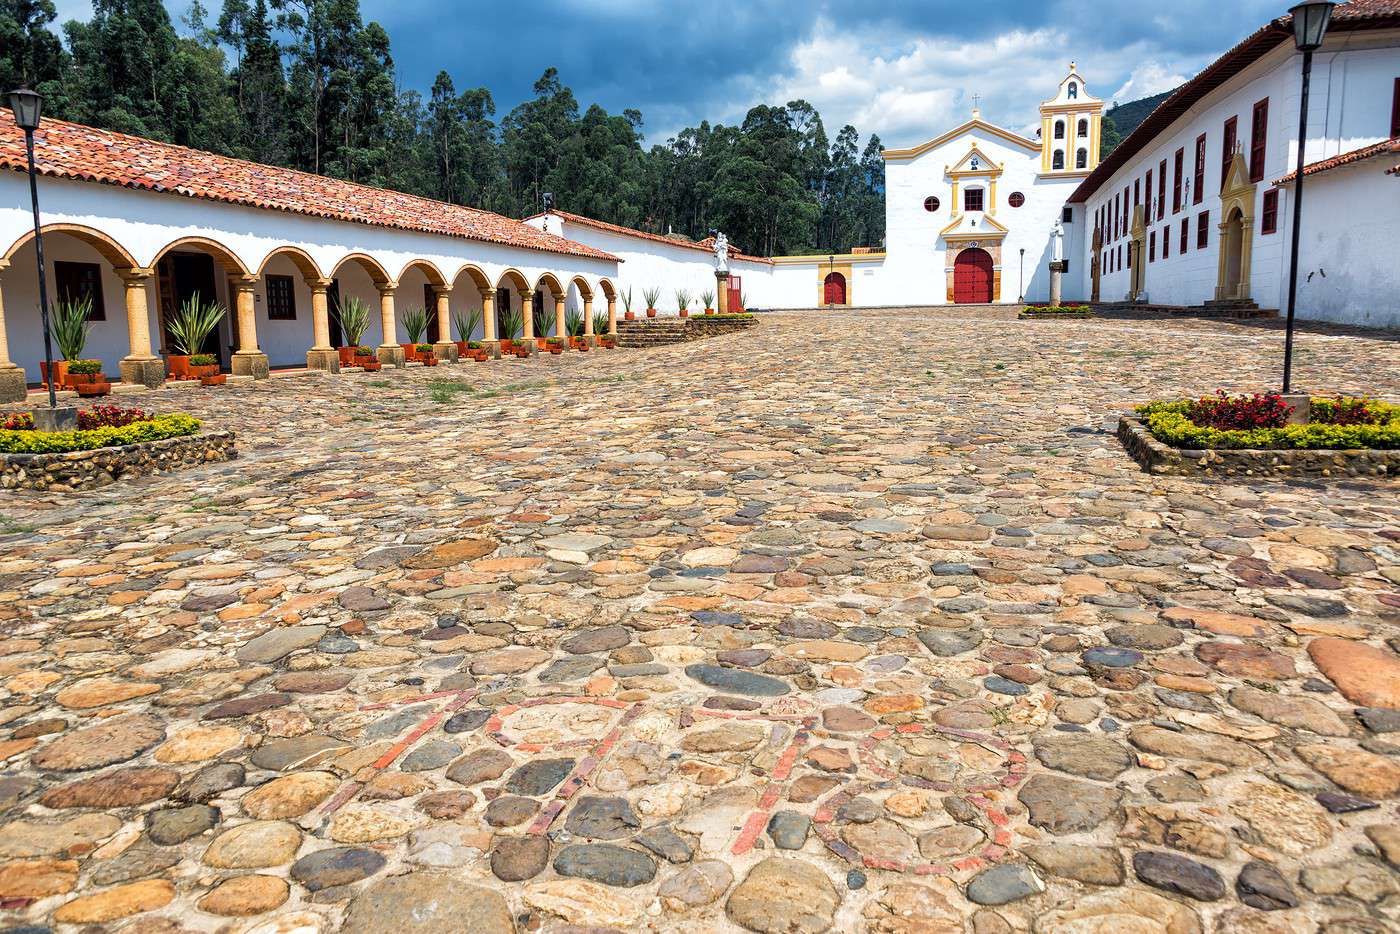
[
  {"xmin": 1019, "ymin": 305, "xmax": 1094, "ymax": 319},
  {"xmin": 1119, "ymin": 392, "xmax": 1400, "ymax": 478},
  {"xmin": 0, "ymin": 405, "xmax": 234, "ymax": 490}
]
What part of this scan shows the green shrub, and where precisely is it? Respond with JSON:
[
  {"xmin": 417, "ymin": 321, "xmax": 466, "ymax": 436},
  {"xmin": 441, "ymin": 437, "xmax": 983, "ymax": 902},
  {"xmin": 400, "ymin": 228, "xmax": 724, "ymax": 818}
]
[
  {"xmin": 67, "ymin": 359, "xmax": 103, "ymax": 374},
  {"xmin": 168, "ymin": 295, "xmax": 226, "ymax": 355},
  {"xmin": 0, "ymin": 414, "xmax": 202, "ymax": 454},
  {"xmin": 189, "ymin": 353, "xmax": 217, "ymax": 367},
  {"xmin": 51, "ymin": 295, "xmax": 93, "ymax": 360},
  {"xmin": 334, "ymin": 297, "xmax": 373, "ymax": 347},
  {"xmin": 1136, "ymin": 398, "xmax": 1400, "ymax": 450},
  {"xmin": 467, "ymin": 341, "xmax": 482, "ymax": 349},
  {"xmin": 401, "ymin": 306, "xmax": 429, "ymax": 344},
  {"xmin": 453, "ymin": 306, "xmax": 482, "ymax": 343}
]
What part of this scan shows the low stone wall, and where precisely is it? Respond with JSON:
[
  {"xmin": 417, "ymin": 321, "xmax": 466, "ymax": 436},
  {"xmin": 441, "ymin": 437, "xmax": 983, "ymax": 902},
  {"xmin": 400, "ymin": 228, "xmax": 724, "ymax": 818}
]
[
  {"xmin": 687, "ymin": 316, "xmax": 758, "ymax": 338},
  {"xmin": 1, "ymin": 430, "xmax": 237, "ymax": 491},
  {"xmin": 1019, "ymin": 309, "xmax": 1094, "ymax": 320},
  {"xmin": 1117, "ymin": 416, "xmax": 1398, "ymax": 479}
]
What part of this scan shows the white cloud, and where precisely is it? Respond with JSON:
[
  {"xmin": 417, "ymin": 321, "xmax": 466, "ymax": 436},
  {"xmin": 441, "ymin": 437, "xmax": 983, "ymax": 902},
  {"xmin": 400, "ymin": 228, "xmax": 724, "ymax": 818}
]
[{"xmin": 680, "ymin": 16, "xmax": 1208, "ymax": 150}]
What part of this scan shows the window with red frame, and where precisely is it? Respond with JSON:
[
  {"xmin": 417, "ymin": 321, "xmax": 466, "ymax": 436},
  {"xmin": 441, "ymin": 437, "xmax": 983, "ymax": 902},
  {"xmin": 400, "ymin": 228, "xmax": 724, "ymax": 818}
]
[
  {"xmin": 1149, "ymin": 230, "xmax": 1156, "ymax": 262},
  {"xmin": 1222, "ymin": 116, "xmax": 1237, "ymax": 185},
  {"xmin": 1249, "ymin": 98, "xmax": 1268, "ymax": 182},
  {"xmin": 1157, "ymin": 159, "xmax": 1167, "ymax": 219},
  {"xmin": 1134, "ymin": 178, "xmax": 1140, "ymax": 207},
  {"xmin": 1261, "ymin": 188, "xmax": 1279, "ymax": 234},
  {"xmin": 1391, "ymin": 77, "xmax": 1400, "ymax": 137},
  {"xmin": 1145, "ymin": 168, "xmax": 1153, "ymax": 219},
  {"xmin": 964, "ymin": 187, "xmax": 984, "ymax": 212},
  {"xmin": 1162, "ymin": 226, "xmax": 1170, "ymax": 259},
  {"xmin": 1173, "ymin": 147, "xmax": 1184, "ymax": 212},
  {"xmin": 1180, "ymin": 217, "xmax": 1189, "ymax": 253},
  {"xmin": 1193, "ymin": 133, "xmax": 1207, "ymax": 204},
  {"xmin": 1197, "ymin": 211, "xmax": 1210, "ymax": 249}
]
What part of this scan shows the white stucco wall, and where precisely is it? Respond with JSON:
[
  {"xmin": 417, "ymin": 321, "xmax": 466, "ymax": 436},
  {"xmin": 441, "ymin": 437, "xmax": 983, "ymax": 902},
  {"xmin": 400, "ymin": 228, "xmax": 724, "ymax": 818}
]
[
  {"xmin": 0, "ymin": 173, "xmax": 619, "ymax": 379},
  {"xmin": 1080, "ymin": 31, "xmax": 1400, "ymax": 327}
]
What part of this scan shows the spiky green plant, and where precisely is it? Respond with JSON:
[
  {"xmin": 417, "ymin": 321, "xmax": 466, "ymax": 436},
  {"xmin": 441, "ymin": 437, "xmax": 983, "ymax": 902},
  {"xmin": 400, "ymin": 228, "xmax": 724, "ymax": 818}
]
[
  {"xmin": 674, "ymin": 288, "xmax": 690, "ymax": 314},
  {"xmin": 401, "ymin": 305, "xmax": 429, "ymax": 344},
  {"xmin": 168, "ymin": 293, "xmax": 226, "ymax": 356},
  {"xmin": 592, "ymin": 307, "xmax": 609, "ymax": 335},
  {"xmin": 622, "ymin": 287, "xmax": 633, "ymax": 316},
  {"xmin": 453, "ymin": 306, "xmax": 482, "ymax": 342},
  {"xmin": 532, "ymin": 299, "xmax": 551, "ymax": 338},
  {"xmin": 499, "ymin": 305, "xmax": 523, "ymax": 340},
  {"xmin": 50, "ymin": 294, "xmax": 93, "ymax": 361},
  {"xmin": 334, "ymin": 296, "xmax": 372, "ymax": 347},
  {"xmin": 566, "ymin": 307, "xmax": 585, "ymax": 337},
  {"xmin": 641, "ymin": 286, "xmax": 661, "ymax": 310},
  {"xmin": 700, "ymin": 288, "xmax": 715, "ymax": 310}
]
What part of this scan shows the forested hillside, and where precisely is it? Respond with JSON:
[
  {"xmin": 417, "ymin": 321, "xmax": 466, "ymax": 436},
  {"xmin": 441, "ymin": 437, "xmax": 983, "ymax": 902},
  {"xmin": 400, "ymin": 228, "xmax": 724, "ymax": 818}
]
[{"xmin": 0, "ymin": 0, "xmax": 886, "ymax": 255}]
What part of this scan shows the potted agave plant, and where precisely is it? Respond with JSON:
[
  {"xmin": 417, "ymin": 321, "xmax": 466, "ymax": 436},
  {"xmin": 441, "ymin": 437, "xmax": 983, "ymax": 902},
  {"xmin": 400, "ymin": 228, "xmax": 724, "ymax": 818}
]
[
  {"xmin": 642, "ymin": 286, "xmax": 661, "ymax": 318},
  {"xmin": 592, "ymin": 307, "xmax": 610, "ymax": 343},
  {"xmin": 167, "ymin": 294, "xmax": 226, "ymax": 380},
  {"xmin": 465, "ymin": 340, "xmax": 486, "ymax": 361},
  {"xmin": 45, "ymin": 295, "xmax": 103, "ymax": 393},
  {"xmin": 532, "ymin": 302, "xmax": 552, "ymax": 350},
  {"xmin": 701, "ymin": 288, "xmax": 716, "ymax": 315},
  {"xmin": 453, "ymin": 307, "xmax": 482, "ymax": 359},
  {"xmin": 565, "ymin": 308, "xmax": 589, "ymax": 350},
  {"xmin": 401, "ymin": 306, "xmax": 429, "ymax": 361},
  {"xmin": 415, "ymin": 343, "xmax": 436, "ymax": 366},
  {"xmin": 334, "ymin": 296, "xmax": 371, "ymax": 367},
  {"xmin": 622, "ymin": 287, "xmax": 636, "ymax": 321},
  {"xmin": 499, "ymin": 307, "xmax": 526, "ymax": 356},
  {"xmin": 675, "ymin": 288, "xmax": 690, "ymax": 319}
]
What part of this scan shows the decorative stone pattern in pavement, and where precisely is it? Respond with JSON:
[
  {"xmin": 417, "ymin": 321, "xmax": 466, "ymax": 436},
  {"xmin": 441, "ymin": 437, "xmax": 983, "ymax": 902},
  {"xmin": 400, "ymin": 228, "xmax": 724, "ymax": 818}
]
[{"xmin": 0, "ymin": 306, "xmax": 1399, "ymax": 933}]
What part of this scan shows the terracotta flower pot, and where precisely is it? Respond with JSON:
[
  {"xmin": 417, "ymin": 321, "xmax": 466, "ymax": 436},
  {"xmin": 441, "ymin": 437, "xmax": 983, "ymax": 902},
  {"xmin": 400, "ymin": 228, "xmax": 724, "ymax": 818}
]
[
  {"xmin": 535, "ymin": 337, "xmax": 549, "ymax": 350},
  {"xmin": 166, "ymin": 355, "xmax": 191, "ymax": 380},
  {"xmin": 75, "ymin": 379, "xmax": 111, "ymax": 397},
  {"xmin": 679, "ymin": 309, "xmax": 688, "ymax": 318},
  {"xmin": 646, "ymin": 308, "xmax": 657, "ymax": 318},
  {"xmin": 200, "ymin": 374, "xmax": 226, "ymax": 386},
  {"xmin": 705, "ymin": 308, "xmax": 715, "ymax": 315},
  {"xmin": 455, "ymin": 341, "xmax": 470, "ymax": 356},
  {"xmin": 338, "ymin": 346, "xmax": 358, "ymax": 366},
  {"xmin": 190, "ymin": 364, "xmax": 219, "ymax": 380},
  {"xmin": 359, "ymin": 360, "xmax": 382, "ymax": 372},
  {"xmin": 39, "ymin": 359, "xmax": 68, "ymax": 390},
  {"xmin": 625, "ymin": 311, "xmax": 636, "ymax": 321}
]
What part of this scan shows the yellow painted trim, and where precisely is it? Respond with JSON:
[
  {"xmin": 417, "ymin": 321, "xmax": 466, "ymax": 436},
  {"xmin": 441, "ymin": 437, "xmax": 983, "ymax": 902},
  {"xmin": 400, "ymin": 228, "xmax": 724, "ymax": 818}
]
[
  {"xmin": 1041, "ymin": 117, "xmax": 1052, "ymax": 172},
  {"xmin": 989, "ymin": 178, "xmax": 997, "ymax": 217},
  {"xmin": 1040, "ymin": 101, "xmax": 1105, "ymax": 115},
  {"xmin": 946, "ymin": 145, "xmax": 1004, "ymax": 179},
  {"xmin": 883, "ymin": 118, "xmax": 1041, "ymax": 160},
  {"xmin": 769, "ymin": 252, "xmax": 886, "ymax": 265},
  {"xmin": 940, "ymin": 212, "xmax": 1009, "ymax": 237},
  {"xmin": 1037, "ymin": 170, "xmax": 1093, "ymax": 180},
  {"xmin": 944, "ymin": 230, "xmax": 1007, "ymax": 244}
]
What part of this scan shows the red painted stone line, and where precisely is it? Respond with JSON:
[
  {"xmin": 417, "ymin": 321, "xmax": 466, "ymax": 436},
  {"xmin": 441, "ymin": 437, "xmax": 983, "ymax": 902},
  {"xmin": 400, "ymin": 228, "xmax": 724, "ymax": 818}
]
[{"xmin": 523, "ymin": 702, "xmax": 644, "ymax": 837}]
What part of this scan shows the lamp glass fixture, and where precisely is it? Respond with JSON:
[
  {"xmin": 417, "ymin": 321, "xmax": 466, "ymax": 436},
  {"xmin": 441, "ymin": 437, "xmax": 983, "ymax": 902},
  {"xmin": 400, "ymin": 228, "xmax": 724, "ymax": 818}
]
[
  {"xmin": 7, "ymin": 86, "xmax": 41, "ymax": 131},
  {"xmin": 1289, "ymin": 1, "xmax": 1335, "ymax": 52}
]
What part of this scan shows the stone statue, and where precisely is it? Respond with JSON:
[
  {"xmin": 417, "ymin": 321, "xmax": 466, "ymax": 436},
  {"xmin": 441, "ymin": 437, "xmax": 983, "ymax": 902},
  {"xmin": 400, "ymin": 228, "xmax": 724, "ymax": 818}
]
[
  {"xmin": 714, "ymin": 232, "xmax": 729, "ymax": 274},
  {"xmin": 1050, "ymin": 222, "xmax": 1064, "ymax": 262}
]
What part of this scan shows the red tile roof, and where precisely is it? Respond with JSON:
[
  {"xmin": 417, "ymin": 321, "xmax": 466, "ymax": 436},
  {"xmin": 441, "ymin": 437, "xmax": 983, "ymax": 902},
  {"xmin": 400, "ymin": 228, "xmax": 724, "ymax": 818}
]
[
  {"xmin": 1070, "ymin": 0, "xmax": 1400, "ymax": 203},
  {"xmin": 0, "ymin": 114, "xmax": 618, "ymax": 263},
  {"xmin": 1275, "ymin": 136, "xmax": 1400, "ymax": 183},
  {"xmin": 528, "ymin": 210, "xmax": 774, "ymax": 264}
]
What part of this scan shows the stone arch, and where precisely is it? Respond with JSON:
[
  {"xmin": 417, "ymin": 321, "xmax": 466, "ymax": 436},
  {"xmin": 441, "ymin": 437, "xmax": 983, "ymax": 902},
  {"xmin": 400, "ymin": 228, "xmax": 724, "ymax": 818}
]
[
  {"xmin": 496, "ymin": 268, "xmax": 530, "ymax": 294},
  {"xmin": 597, "ymin": 278, "xmax": 617, "ymax": 301},
  {"xmin": 569, "ymin": 275, "xmax": 593, "ymax": 301},
  {"xmin": 451, "ymin": 263, "xmax": 492, "ymax": 292},
  {"xmin": 535, "ymin": 272, "xmax": 565, "ymax": 299},
  {"xmin": 1215, "ymin": 150, "xmax": 1256, "ymax": 302},
  {"xmin": 331, "ymin": 252, "xmax": 393, "ymax": 286},
  {"xmin": 256, "ymin": 245, "xmax": 322, "ymax": 280},
  {"xmin": 398, "ymin": 258, "xmax": 447, "ymax": 287},
  {"xmin": 3, "ymin": 223, "xmax": 139, "ymax": 269},
  {"xmin": 150, "ymin": 236, "xmax": 250, "ymax": 275}
]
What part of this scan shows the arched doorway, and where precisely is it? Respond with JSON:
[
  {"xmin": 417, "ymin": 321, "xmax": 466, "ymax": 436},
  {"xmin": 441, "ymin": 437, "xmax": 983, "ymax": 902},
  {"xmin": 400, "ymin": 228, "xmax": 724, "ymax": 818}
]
[
  {"xmin": 953, "ymin": 248, "xmax": 994, "ymax": 304},
  {"xmin": 1222, "ymin": 208, "xmax": 1245, "ymax": 298},
  {"xmin": 823, "ymin": 272, "xmax": 846, "ymax": 306}
]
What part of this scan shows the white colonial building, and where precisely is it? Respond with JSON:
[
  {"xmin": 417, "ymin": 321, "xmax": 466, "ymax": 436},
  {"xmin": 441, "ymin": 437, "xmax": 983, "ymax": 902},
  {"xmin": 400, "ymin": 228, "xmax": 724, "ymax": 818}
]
[{"xmin": 1069, "ymin": 0, "xmax": 1400, "ymax": 329}]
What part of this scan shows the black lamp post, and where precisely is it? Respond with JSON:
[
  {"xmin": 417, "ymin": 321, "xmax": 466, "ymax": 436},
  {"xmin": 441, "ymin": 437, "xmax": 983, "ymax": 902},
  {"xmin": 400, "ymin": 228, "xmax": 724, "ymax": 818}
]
[
  {"xmin": 8, "ymin": 86, "xmax": 58, "ymax": 410},
  {"xmin": 1281, "ymin": 0, "xmax": 1335, "ymax": 394},
  {"xmin": 1018, "ymin": 248, "xmax": 1025, "ymax": 303}
]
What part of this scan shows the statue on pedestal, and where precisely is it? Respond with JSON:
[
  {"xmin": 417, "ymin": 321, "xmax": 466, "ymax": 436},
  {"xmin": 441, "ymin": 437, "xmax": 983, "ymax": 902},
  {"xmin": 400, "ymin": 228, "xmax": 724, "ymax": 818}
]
[{"xmin": 713, "ymin": 232, "xmax": 729, "ymax": 274}]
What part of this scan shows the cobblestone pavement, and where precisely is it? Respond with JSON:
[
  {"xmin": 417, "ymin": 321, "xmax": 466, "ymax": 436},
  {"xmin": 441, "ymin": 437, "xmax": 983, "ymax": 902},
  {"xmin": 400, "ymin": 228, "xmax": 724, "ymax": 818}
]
[{"xmin": 2, "ymin": 307, "xmax": 1399, "ymax": 934}]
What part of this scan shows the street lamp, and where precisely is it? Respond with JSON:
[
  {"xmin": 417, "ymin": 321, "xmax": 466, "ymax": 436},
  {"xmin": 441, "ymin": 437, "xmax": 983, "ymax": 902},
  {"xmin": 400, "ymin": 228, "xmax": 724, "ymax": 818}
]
[
  {"xmin": 1018, "ymin": 248, "xmax": 1025, "ymax": 303},
  {"xmin": 1281, "ymin": 0, "xmax": 1335, "ymax": 394},
  {"xmin": 7, "ymin": 85, "xmax": 60, "ymax": 414}
]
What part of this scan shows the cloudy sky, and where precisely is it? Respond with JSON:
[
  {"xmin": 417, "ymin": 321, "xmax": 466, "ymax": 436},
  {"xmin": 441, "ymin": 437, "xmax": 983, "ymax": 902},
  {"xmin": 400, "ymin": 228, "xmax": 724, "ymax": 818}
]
[{"xmin": 59, "ymin": 0, "xmax": 1286, "ymax": 147}]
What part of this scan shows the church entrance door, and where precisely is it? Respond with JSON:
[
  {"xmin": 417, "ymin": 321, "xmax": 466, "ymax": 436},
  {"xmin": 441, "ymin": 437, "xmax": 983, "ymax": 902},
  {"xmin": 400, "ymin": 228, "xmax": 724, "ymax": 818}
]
[
  {"xmin": 953, "ymin": 248, "xmax": 993, "ymax": 304},
  {"xmin": 823, "ymin": 272, "xmax": 846, "ymax": 305}
]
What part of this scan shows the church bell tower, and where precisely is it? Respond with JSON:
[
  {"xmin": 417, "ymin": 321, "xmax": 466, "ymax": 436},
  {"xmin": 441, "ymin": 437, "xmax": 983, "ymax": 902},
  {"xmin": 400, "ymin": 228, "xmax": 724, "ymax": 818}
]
[{"xmin": 1039, "ymin": 62, "xmax": 1104, "ymax": 176}]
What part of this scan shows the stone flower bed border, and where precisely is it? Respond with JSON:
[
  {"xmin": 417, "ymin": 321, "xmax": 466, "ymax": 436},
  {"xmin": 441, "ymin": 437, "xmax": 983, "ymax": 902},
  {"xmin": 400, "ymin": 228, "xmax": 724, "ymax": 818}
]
[
  {"xmin": 688, "ymin": 314, "xmax": 758, "ymax": 338},
  {"xmin": 1, "ymin": 428, "xmax": 236, "ymax": 490},
  {"xmin": 1019, "ymin": 305, "xmax": 1094, "ymax": 320},
  {"xmin": 1117, "ymin": 416, "xmax": 1399, "ymax": 479}
]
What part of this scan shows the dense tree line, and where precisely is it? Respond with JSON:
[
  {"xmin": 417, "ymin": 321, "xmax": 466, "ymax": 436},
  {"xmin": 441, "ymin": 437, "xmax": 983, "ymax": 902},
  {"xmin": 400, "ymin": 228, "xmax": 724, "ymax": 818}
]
[{"xmin": 0, "ymin": 0, "xmax": 886, "ymax": 255}]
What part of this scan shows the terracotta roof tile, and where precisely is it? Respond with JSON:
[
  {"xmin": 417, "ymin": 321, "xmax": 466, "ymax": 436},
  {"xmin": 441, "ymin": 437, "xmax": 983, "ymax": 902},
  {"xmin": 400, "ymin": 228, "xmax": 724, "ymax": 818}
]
[
  {"xmin": 1070, "ymin": 0, "xmax": 1400, "ymax": 203},
  {"xmin": 0, "ymin": 115, "xmax": 618, "ymax": 263},
  {"xmin": 530, "ymin": 210, "xmax": 774, "ymax": 264},
  {"xmin": 1276, "ymin": 136, "xmax": 1400, "ymax": 183}
]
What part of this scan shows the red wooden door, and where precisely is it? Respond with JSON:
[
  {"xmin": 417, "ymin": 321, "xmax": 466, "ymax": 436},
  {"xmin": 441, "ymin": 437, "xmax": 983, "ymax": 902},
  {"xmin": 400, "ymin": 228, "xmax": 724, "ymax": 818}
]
[
  {"xmin": 953, "ymin": 249, "xmax": 993, "ymax": 303},
  {"xmin": 823, "ymin": 272, "xmax": 846, "ymax": 305},
  {"xmin": 727, "ymin": 274, "xmax": 743, "ymax": 311}
]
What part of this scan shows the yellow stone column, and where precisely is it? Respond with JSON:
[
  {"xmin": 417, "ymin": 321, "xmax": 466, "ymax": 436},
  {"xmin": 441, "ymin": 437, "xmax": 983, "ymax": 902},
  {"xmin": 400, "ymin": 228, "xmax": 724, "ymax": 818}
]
[
  {"xmin": 0, "ymin": 261, "xmax": 27, "ymax": 402},
  {"xmin": 480, "ymin": 288, "xmax": 500, "ymax": 358},
  {"xmin": 582, "ymin": 296, "xmax": 595, "ymax": 343},
  {"xmin": 116, "ymin": 267, "xmax": 165, "ymax": 389},
  {"xmin": 607, "ymin": 296, "xmax": 617, "ymax": 336},
  {"xmin": 554, "ymin": 294, "xmax": 567, "ymax": 347},
  {"xmin": 231, "ymin": 274, "xmax": 269, "ymax": 379},
  {"xmin": 432, "ymin": 285, "xmax": 458, "ymax": 362},
  {"xmin": 376, "ymin": 282, "xmax": 406, "ymax": 367},
  {"xmin": 716, "ymin": 272, "xmax": 730, "ymax": 314},
  {"xmin": 305, "ymin": 276, "xmax": 339, "ymax": 372},
  {"xmin": 521, "ymin": 289, "xmax": 536, "ymax": 341}
]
